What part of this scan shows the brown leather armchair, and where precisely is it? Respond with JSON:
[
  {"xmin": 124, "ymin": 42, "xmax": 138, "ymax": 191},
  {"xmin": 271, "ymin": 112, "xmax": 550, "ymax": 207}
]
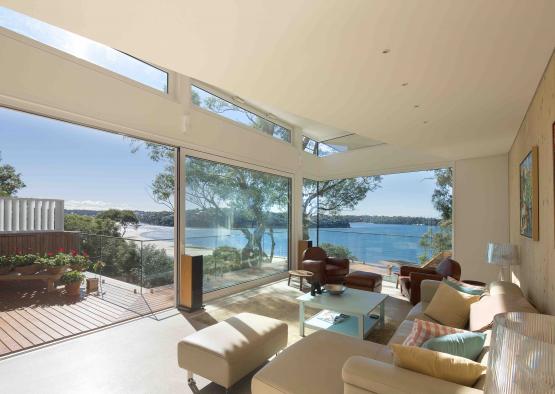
[
  {"xmin": 301, "ymin": 247, "xmax": 350, "ymax": 285},
  {"xmin": 399, "ymin": 258, "xmax": 462, "ymax": 305}
]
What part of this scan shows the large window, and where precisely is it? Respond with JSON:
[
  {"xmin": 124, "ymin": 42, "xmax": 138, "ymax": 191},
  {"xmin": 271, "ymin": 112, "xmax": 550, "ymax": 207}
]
[
  {"xmin": 185, "ymin": 156, "xmax": 291, "ymax": 292},
  {"xmin": 192, "ymin": 85, "xmax": 292, "ymax": 143},
  {"xmin": 302, "ymin": 169, "xmax": 452, "ymax": 281},
  {"xmin": 0, "ymin": 107, "xmax": 176, "ymax": 312},
  {"xmin": 0, "ymin": 6, "xmax": 168, "ymax": 92}
]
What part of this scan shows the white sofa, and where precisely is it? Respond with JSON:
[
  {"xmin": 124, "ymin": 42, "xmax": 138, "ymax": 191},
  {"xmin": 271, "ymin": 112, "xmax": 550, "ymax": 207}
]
[{"xmin": 252, "ymin": 280, "xmax": 536, "ymax": 394}]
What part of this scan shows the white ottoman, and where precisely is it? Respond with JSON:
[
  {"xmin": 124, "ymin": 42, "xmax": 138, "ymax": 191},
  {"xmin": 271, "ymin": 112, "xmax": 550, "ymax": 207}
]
[{"xmin": 178, "ymin": 312, "xmax": 288, "ymax": 391}]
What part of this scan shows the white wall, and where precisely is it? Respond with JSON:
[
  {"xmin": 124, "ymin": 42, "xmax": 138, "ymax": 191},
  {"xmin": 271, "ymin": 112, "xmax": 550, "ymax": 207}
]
[{"xmin": 453, "ymin": 154, "xmax": 509, "ymax": 282}]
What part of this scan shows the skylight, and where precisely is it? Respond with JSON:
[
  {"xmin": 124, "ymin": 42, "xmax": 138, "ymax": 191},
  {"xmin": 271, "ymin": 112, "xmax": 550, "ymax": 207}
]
[
  {"xmin": 303, "ymin": 135, "xmax": 384, "ymax": 157},
  {"xmin": 0, "ymin": 7, "xmax": 168, "ymax": 93},
  {"xmin": 192, "ymin": 85, "xmax": 291, "ymax": 143}
]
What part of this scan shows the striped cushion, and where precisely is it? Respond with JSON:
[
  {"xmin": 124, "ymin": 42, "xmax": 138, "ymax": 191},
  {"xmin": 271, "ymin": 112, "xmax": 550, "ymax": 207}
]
[{"xmin": 402, "ymin": 319, "xmax": 466, "ymax": 347}]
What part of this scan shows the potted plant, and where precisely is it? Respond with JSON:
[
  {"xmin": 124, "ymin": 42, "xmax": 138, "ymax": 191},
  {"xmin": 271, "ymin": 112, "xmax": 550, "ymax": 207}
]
[
  {"xmin": 0, "ymin": 255, "xmax": 13, "ymax": 275},
  {"xmin": 13, "ymin": 253, "xmax": 41, "ymax": 275},
  {"xmin": 60, "ymin": 270, "xmax": 85, "ymax": 296},
  {"xmin": 39, "ymin": 253, "xmax": 69, "ymax": 275},
  {"xmin": 69, "ymin": 250, "xmax": 91, "ymax": 272},
  {"xmin": 86, "ymin": 260, "xmax": 105, "ymax": 293}
]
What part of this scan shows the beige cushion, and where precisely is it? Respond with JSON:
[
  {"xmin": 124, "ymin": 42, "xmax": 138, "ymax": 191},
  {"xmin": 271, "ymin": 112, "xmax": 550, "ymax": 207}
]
[
  {"xmin": 425, "ymin": 283, "xmax": 479, "ymax": 328},
  {"xmin": 252, "ymin": 330, "xmax": 391, "ymax": 394},
  {"xmin": 468, "ymin": 293, "xmax": 537, "ymax": 331},
  {"xmin": 178, "ymin": 313, "xmax": 287, "ymax": 389},
  {"xmin": 391, "ymin": 344, "xmax": 487, "ymax": 387},
  {"xmin": 387, "ymin": 319, "xmax": 414, "ymax": 346},
  {"xmin": 406, "ymin": 301, "xmax": 440, "ymax": 323}
]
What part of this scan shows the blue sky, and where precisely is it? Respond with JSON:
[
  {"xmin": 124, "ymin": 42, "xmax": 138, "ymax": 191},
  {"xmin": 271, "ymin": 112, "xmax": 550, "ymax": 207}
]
[{"xmin": 1, "ymin": 107, "xmax": 440, "ymax": 216}]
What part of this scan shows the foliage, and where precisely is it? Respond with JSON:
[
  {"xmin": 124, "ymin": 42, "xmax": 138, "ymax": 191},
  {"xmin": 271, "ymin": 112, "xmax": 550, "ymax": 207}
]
[
  {"xmin": 96, "ymin": 209, "xmax": 139, "ymax": 236},
  {"xmin": 419, "ymin": 168, "xmax": 453, "ymax": 262},
  {"xmin": 203, "ymin": 246, "xmax": 251, "ymax": 276},
  {"xmin": 64, "ymin": 214, "xmax": 121, "ymax": 236},
  {"xmin": 139, "ymin": 244, "xmax": 174, "ymax": 287},
  {"xmin": 12, "ymin": 254, "xmax": 38, "ymax": 267},
  {"xmin": 60, "ymin": 270, "xmax": 85, "ymax": 285},
  {"xmin": 0, "ymin": 256, "xmax": 13, "ymax": 268},
  {"xmin": 129, "ymin": 140, "xmax": 175, "ymax": 211},
  {"xmin": 338, "ymin": 215, "xmax": 441, "ymax": 226},
  {"xmin": 0, "ymin": 152, "xmax": 25, "ymax": 197},
  {"xmin": 39, "ymin": 253, "xmax": 70, "ymax": 267},
  {"xmin": 319, "ymin": 243, "xmax": 357, "ymax": 260},
  {"xmin": 302, "ymin": 177, "xmax": 382, "ymax": 238},
  {"xmin": 135, "ymin": 210, "xmax": 174, "ymax": 227}
]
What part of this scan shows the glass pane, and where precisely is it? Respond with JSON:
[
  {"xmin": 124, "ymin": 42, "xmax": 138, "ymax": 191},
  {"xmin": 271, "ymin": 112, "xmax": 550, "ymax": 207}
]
[
  {"xmin": 184, "ymin": 156, "xmax": 290, "ymax": 292},
  {"xmin": 307, "ymin": 170, "xmax": 452, "ymax": 282},
  {"xmin": 0, "ymin": 6, "xmax": 168, "ymax": 93},
  {"xmin": 192, "ymin": 85, "xmax": 291, "ymax": 142}
]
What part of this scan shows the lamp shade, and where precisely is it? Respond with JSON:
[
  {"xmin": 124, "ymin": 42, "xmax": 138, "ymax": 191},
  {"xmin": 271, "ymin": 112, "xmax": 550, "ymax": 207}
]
[
  {"xmin": 486, "ymin": 243, "xmax": 519, "ymax": 266},
  {"xmin": 486, "ymin": 312, "xmax": 555, "ymax": 393}
]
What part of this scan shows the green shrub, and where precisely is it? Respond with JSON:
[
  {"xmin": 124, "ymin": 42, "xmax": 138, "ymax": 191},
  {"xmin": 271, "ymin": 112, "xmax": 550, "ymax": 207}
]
[
  {"xmin": 319, "ymin": 243, "xmax": 357, "ymax": 260},
  {"xmin": 0, "ymin": 256, "xmax": 13, "ymax": 268},
  {"xmin": 60, "ymin": 270, "xmax": 85, "ymax": 285},
  {"xmin": 12, "ymin": 254, "xmax": 38, "ymax": 267}
]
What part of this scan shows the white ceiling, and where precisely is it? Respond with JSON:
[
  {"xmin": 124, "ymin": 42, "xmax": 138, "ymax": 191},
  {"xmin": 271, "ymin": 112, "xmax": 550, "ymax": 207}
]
[{"xmin": 2, "ymin": 0, "xmax": 554, "ymax": 160}]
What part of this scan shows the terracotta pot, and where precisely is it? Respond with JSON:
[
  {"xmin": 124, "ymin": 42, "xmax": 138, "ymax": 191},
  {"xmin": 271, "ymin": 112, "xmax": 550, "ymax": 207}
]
[
  {"xmin": 47, "ymin": 266, "xmax": 67, "ymax": 275},
  {"xmin": 0, "ymin": 266, "xmax": 12, "ymax": 275},
  {"xmin": 65, "ymin": 282, "xmax": 81, "ymax": 296},
  {"xmin": 86, "ymin": 278, "xmax": 99, "ymax": 293},
  {"xmin": 14, "ymin": 263, "xmax": 42, "ymax": 275}
]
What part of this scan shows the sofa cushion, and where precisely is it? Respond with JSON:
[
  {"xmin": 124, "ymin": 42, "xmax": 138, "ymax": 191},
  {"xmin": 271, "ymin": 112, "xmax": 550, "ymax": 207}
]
[
  {"xmin": 425, "ymin": 283, "xmax": 480, "ymax": 328},
  {"xmin": 387, "ymin": 319, "xmax": 414, "ymax": 346},
  {"xmin": 405, "ymin": 302, "xmax": 439, "ymax": 323},
  {"xmin": 252, "ymin": 330, "xmax": 391, "ymax": 394},
  {"xmin": 443, "ymin": 277, "xmax": 485, "ymax": 296},
  {"xmin": 403, "ymin": 319, "xmax": 466, "ymax": 347},
  {"xmin": 421, "ymin": 332, "xmax": 487, "ymax": 361},
  {"xmin": 391, "ymin": 344, "xmax": 487, "ymax": 387},
  {"xmin": 469, "ymin": 293, "xmax": 537, "ymax": 331}
]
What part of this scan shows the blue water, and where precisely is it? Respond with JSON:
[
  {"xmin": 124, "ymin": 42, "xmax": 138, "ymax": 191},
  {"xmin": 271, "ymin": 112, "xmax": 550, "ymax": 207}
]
[{"xmin": 143, "ymin": 222, "xmax": 437, "ymax": 264}]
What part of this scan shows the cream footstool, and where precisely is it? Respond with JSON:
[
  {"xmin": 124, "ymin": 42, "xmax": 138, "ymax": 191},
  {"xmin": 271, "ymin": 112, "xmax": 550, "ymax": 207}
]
[{"xmin": 178, "ymin": 312, "xmax": 288, "ymax": 392}]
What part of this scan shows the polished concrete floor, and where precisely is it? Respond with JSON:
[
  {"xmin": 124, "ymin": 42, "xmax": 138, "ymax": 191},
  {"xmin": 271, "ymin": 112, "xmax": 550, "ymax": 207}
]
[{"xmin": 0, "ymin": 280, "xmax": 409, "ymax": 394}]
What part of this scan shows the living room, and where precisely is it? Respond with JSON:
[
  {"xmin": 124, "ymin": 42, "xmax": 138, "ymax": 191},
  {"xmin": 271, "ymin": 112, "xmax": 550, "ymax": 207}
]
[{"xmin": 0, "ymin": 2, "xmax": 554, "ymax": 393}]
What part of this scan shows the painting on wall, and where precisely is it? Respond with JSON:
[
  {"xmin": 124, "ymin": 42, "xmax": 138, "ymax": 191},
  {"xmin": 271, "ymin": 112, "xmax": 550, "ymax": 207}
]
[{"xmin": 520, "ymin": 145, "xmax": 539, "ymax": 240}]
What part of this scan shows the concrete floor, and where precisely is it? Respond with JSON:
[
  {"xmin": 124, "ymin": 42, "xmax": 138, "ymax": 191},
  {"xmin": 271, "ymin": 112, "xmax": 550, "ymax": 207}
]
[{"xmin": 0, "ymin": 280, "xmax": 409, "ymax": 394}]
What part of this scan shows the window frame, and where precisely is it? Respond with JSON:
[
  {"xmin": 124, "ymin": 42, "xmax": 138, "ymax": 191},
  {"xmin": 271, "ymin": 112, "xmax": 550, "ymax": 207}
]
[
  {"xmin": 191, "ymin": 80, "xmax": 294, "ymax": 144},
  {"xmin": 0, "ymin": 25, "xmax": 172, "ymax": 98}
]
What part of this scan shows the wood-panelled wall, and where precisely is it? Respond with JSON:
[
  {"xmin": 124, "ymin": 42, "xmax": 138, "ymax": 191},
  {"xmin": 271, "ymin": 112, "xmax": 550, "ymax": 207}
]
[
  {"xmin": 508, "ymin": 50, "xmax": 555, "ymax": 314},
  {"xmin": 0, "ymin": 231, "xmax": 80, "ymax": 256}
]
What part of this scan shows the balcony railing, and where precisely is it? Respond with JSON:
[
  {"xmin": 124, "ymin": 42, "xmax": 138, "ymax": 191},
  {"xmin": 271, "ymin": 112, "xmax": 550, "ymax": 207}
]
[
  {"xmin": 185, "ymin": 227, "xmax": 289, "ymax": 293},
  {"xmin": 0, "ymin": 197, "xmax": 64, "ymax": 232}
]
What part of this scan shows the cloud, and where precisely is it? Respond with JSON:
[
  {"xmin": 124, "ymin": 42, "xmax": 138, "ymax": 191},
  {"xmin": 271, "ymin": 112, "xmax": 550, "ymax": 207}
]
[{"xmin": 65, "ymin": 200, "xmax": 135, "ymax": 211}]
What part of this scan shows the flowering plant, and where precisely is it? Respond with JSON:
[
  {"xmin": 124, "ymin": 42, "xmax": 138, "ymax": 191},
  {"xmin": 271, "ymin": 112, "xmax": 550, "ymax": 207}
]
[
  {"xmin": 0, "ymin": 255, "xmax": 13, "ymax": 268},
  {"xmin": 12, "ymin": 253, "xmax": 38, "ymax": 267}
]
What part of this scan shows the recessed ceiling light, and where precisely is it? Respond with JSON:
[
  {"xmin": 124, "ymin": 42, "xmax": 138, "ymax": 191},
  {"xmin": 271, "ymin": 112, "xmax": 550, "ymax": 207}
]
[
  {"xmin": 423, "ymin": 120, "xmax": 429, "ymax": 124},
  {"xmin": 401, "ymin": 82, "xmax": 408, "ymax": 87},
  {"xmin": 414, "ymin": 105, "xmax": 420, "ymax": 108},
  {"xmin": 382, "ymin": 49, "xmax": 390, "ymax": 54}
]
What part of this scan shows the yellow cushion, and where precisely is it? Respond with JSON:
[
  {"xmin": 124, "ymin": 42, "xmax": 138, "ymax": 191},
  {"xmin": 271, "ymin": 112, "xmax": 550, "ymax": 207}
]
[
  {"xmin": 391, "ymin": 344, "xmax": 486, "ymax": 387},
  {"xmin": 424, "ymin": 283, "xmax": 479, "ymax": 328}
]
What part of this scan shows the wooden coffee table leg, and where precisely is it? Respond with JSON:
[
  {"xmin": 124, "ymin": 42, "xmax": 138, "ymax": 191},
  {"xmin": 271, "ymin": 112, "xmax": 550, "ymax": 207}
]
[{"xmin": 299, "ymin": 277, "xmax": 303, "ymax": 291}]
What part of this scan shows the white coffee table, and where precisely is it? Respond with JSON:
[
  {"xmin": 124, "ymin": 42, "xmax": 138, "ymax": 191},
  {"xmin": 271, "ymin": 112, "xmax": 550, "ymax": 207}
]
[{"xmin": 297, "ymin": 288, "xmax": 388, "ymax": 339}]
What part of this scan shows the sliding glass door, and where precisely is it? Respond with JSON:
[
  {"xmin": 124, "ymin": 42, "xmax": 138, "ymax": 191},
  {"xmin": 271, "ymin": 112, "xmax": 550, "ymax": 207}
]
[{"xmin": 184, "ymin": 156, "xmax": 291, "ymax": 292}]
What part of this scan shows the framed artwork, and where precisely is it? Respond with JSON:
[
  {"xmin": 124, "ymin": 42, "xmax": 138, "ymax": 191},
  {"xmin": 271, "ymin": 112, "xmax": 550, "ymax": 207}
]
[{"xmin": 520, "ymin": 145, "xmax": 539, "ymax": 240}]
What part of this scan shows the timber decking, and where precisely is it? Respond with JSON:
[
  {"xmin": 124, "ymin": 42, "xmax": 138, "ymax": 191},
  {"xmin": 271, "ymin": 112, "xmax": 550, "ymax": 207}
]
[{"xmin": 0, "ymin": 282, "xmax": 174, "ymax": 357}]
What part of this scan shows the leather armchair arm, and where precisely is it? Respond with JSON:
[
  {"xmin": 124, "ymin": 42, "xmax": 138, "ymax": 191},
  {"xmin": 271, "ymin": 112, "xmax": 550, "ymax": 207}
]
[
  {"xmin": 301, "ymin": 259, "xmax": 325, "ymax": 282},
  {"xmin": 326, "ymin": 257, "xmax": 350, "ymax": 269},
  {"xmin": 408, "ymin": 272, "xmax": 443, "ymax": 305},
  {"xmin": 400, "ymin": 266, "xmax": 435, "ymax": 276}
]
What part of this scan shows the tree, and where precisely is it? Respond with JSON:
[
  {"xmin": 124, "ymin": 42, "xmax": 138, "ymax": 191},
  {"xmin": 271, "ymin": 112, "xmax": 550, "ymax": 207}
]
[
  {"xmin": 129, "ymin": 140, "xmax": 175, "ymax": 211},
  {"xmin": 320, "ymin": 243, "xmax": 357, "ymax": 260},
  {"xmin": 419, "ymin": 168, "xmax": 453, "ymax": 262},
  {"xmin": 97, "ymin": 209, "xmax": 139, "ymax": 236},
  {"xmin": 302, "ymin": 177, "xmax": 382, "ymax": 239},
  {"xmin": 0, "ymin": 152, "xmax": 25, "ymax": 197},
  {"xmin": 185, "ymin": 157, "xmax": 289, "ymax": 267},
  {"xmin": 64, "ymin": 214, "xmax": 121, "ymax": 237}
]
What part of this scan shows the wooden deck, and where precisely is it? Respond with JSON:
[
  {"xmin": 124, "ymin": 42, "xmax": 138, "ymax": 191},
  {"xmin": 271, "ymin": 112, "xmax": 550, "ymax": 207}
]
[{"xmin": 0, "ymin": 281, "xmax": 174, "ymax": 357}]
